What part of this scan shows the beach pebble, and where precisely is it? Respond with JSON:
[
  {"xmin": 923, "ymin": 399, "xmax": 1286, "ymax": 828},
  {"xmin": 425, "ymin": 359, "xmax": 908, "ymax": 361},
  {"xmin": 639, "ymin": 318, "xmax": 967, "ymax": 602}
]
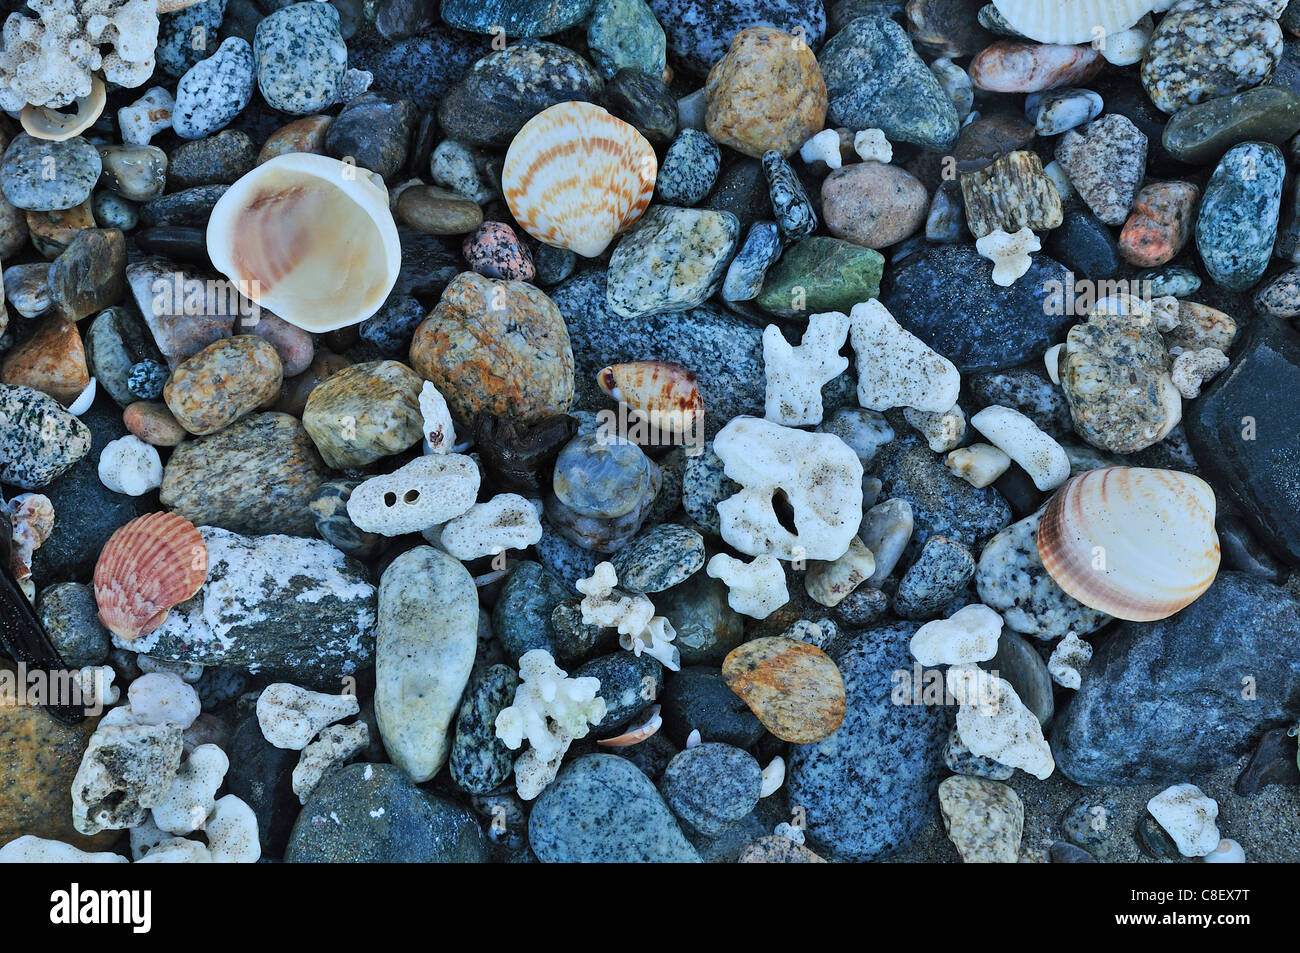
[
  {"xmin": 656, "ymin": 129, "xmax": 722, "ymax": 207},
  {"xmin": 1118, "ymin": 181, "xmax": 1199, "ymax": 267},
  {"xmin": 755, "ymin": 236, "xmax": 884, "ymax": 318},
  {"xmin": 722, "ymin": 637, "xmax": 846, "ymax": 742},
  {"xmin": 1054, "ymin": 114, "xmax": 1148, "ymax": 226},
  {"xmin": 945, "ymin": 443, "xmax": 1011, "ymax": 489},
  {"xmin": 821, "ymin": 161, "xmax": 928, "ymax": 249},
  {"xmin": 607, "ymin": 207, "xmax": 740, "ymax": 319},
  {"xmin": 970, "ymin": 40, "xmax": 1101, "ymax": 93},
  {"xmin": 587, "ymin": 0, "xmax": 667, "ymax": 79},
  {"xmin": 163, "ymin": 335, "xmax": 283, "ymax": 436},
  {"xmin": 762, "ymin": 150, "xmax": 818, "ymax": 241},
  {"xmin": 254, "ymin": 1, "xmax": 348, "ymax": 115},
  {"xmin": 849, "ymin": 299, "xmax": 960, "ymax": 413},
  {"xmin": 0, "ymin": 384, "xmax": 92, "ymax": 489},
  {"xmin": 722, "ymin": 221, "xmax": 782, "ymax": 301},
  {"xmin": 462, "ymin": 222, "xmax": 534, "ymax": 281},
  {"xmin": 0, "ymin": 135, "xmax": 101, "ymax": 212},
  {"xmin": 894, "ymin": 535, "xmax": 975, "ymax": 620},
  {"xmin": 1026, "ymin": 88, "xmax": 1102, "ymax": 135},
  {"xmin": 938, "ymin": 775, "xmax": 1023, "ymax": 863},
  {"xmin": 1147, "ymin": 783, "xmax": 1221, "ymax": 857},
  {"xmin": 660, "ymin": 743, "xmax": 762, "ymax": 835},
  {"xmin": 173, "ymin": 38, "xmax": 256, "ymax": 139},
  {"xmin": 301, "ymin": 359, "xmax": 424, "ymax": 468},
  {"xmin": 1196, "ymin": 141, "xmax": 1285, "ymax": 290},
  {"xmin": 325, "ymin": 90, "xmax": 417, "ymax": 180}
]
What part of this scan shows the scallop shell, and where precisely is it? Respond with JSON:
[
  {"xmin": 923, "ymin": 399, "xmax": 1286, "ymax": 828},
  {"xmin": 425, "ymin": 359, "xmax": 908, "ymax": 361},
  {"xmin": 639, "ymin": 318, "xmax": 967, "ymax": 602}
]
[
  {"xmin": 992, "ymin": 0, "xmax": 1153, "ymax": 44},
  {"xmin": 598, "ymin": 361, "xmax": 704, "ymax": 436},
  {"xmin": 93, "ymin": 512, "xmax": 209, "ymax": 642},
  {"xmin": 1037, "ymin": 466, "xmax": 1220, "ymax": 622},
  {"xmin": 206, "ymin": 153, "xmax": 401, "ymax": 333},
  {"xmin": 502, "ymin": 101, "xmax": 656, "ymax": 258},
  {"xmin": 21, "ymin": 75, "xmax": 105, "ymax": 141}
]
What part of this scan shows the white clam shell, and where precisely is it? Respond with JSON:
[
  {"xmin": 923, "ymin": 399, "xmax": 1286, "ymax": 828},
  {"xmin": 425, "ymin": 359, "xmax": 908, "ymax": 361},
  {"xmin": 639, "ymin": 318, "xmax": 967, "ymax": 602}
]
[
  {"xmin": 21, "ymin": 75, "xmax": 106, "ymax": 141},
  {"xmin": 991, "ymin": 0, "xmax": 1153, "ymax": 45},
  {"xmin": 1037, "ymin": 466, "xmax": 1220, "ymax": 622},
  {"xmin": 502, "ymin": 101, "xmax": 656, "ymax": 258},
  {"xmin": 206, "ymin": 153, "xmax": 401, "ymax": 332}
]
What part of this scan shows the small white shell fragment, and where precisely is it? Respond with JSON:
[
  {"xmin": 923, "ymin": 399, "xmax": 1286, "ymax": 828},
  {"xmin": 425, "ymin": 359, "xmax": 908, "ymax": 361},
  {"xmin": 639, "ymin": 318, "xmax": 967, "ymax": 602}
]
[
  {"xmin": 98, "ymin": 434, "xmax": 164, "ymax": 496},
  {"xmin": 760, "ymin": 755, "xmax": 786, "ymax": 797},
  {"xmin": 135, "ymin": 837, "xmax": 212, "ymax": 863},
  {"xmin": 127, "ymin": 672, "xmax": 201, "ymax": 729},
  {"xmin": 849, "ymin": 299, "xmax": 961, "ymax": 414},
  {"xmin": 205, "ymin": 795, "xmax": 261, "ymax": 863},
  {"xmin": 118, "ymin": 87, "xmax": 175, "ymax": 145},
  {"xmin": 853, "ymin": 128, "xmax": 892, "ymax": 163},
  {"xmin": 0, "ymin": 835, "xmax": 128, "ymax": 863},
  {"xmin": 686, "ymin": 729, "xmax": 702, "ymax": 749},
  {"xmin": 945, "ymin": 443, "xmax": 1011, "ymax": 489},
  {"xmin": 347, "ymin": 454, "xmax": 480, "ymax": 535},
  {"xmin": 256, "ymin": 683, "xmax": 360, "ymax": 751},
  {"xmin": 799, "ymin": 128, "xmax": 842, "ymax": 169},
  {"xmin": 976, "ymin": 226, "xmax": 1040, "ymax": 287},
  {"xmin": 440, "ymin": 493, "xmax": 543, "ymax": 560},
  {"xmin": 910, "ymin": 604, "xmax": 1003, "ymax": 666},
  {"xmin": 1043, "ymin": 160, "xmax": 1074, "ymax": 201},
  {"xmin": 706, "ymin": 552, "xmax": 790, "ymax": 619},
  {"xmin": 948, "ymin": 664, "xmax": 1055, "ymax": 779},
  {"xmin": 68, "ymin": 377, "xmax": 97, "ymax": 416},
  {"xmin": 152, "ymin": 744, "xmax": 229, "ymax": 835},
  {"xmin": 1148, "ymin": 295, "xmax": 1181, "ymax": 332},
  {"xmin": 1147, "ymin": 783, "xmax": 1221, "ymax": 858},
  {"xmin": 804, "ymin": 536, "xmax": 875, "ymax": 607},
  {"xmin": 1047, "ymin": 630, "xmax": 1093, "ymax": 689},
  {"xmin": 77, "ymin": 666, "xmax": 119, "ymax": 709},
  {"xmin": 1170, "ymin": 347, "xmax": 1229, "ymax": 399},
  {"xmin": 903, "ymin": 403, "xmax": 966, "ymax": 452},
  {"xmin": 762, "ymin": 312, "xmax": 850, "ymax": 426},
  {"xmin": 970, "ymin": 405, "xmax": 1070, "ymax": 491},
  {"xmin": 1202, "ymin": 838, "xmax": 1246, "ymax": 864},
  {"xmin": 419, "ymin": 380, "xmax": 456, "ymax": 454},
  {"xmin": 1099, "ymin": 15, "xmax": 1152, "ymax": 67},
  {"xmin": 293, "ymin": 722, "xmax": 369, "ymax": 804},
  {"xmin": 1044, "ymin": 343, "xmax": 1064, "ymax": 384}
]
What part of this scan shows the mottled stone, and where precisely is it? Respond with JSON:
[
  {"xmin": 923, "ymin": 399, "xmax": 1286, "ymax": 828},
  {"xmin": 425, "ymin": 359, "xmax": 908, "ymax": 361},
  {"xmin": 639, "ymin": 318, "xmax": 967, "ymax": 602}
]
[
  {"xmin": 938, "ymin": 775, "xmax": 1023, "ymax": 863},
  {"xmin": 893, "ymin": 535, "xmax": 975, "ymax": 619},
  {"xmin": 762, "ymin": 150, "xmax": 818, "ymax": 241},
  {"xmin": 1118, "ymin": 181, "xmax": 1199, "ymax": 267},
  {"xmin": 606, "ymin": 206, "xmax": 740, "ymax": 319},
  {"xmin": 98, "ymin": 144, "xmax": 168, "ymax": 201},
  {"xmin": 821, "ymin": 161, "xmax": 927, "ymax": 249},
  {"xmin": 301, "ymin": 359, "xmax": 424, "ymax": 468},
  {"xmin": 659, "ymin": 742, "xmax": 762, "ymax": 835},
  {"xmin": 462, "ymin": 222, "xmax": 534, "ymax": 281},
  {"xmin": 755, "ymin": 236, "xmax": 884, "ymax": 318},
  {"xmin": 254, "ymin": 2, "xmax": 348, "ymax": 115},
  {"xmin": 1195, "ymin": 141, "xmax": 1285, "ymax": 291},
  {"xmin": 655, "ymin": 572, "xmax": 745, "ymax": 665},
  {"xmin": 163, "ymin": 335, "xmax": 283, "ymax": 436},
  {"xmin": 609, "ymin": 523, "xmax": 705, "ymax": 592},
  {"xmin": 440, "ymin": 0, "xmax": 595, "ymax": 36},
  {"xmin": 952, "ymin": 113, "xmax": 1035, "ymax": 174},
  {"xmin": 173, "ymin": 37, "xmax": 255, "ymax": 139},
  {"xmin": 0, "ymin": 318, "xmax": 90, "ymax": 405},
  {"xmin": 970, "ymin": 40, "xmax": 1101, "ymax": 93},
  {"xmin": 1045, "ymin": 209, "xmax": 1121, "ymax": 279},
  {"xmin": 959, "ymin": 149, "xmax": 1062, "ymax": 239},
  {"xmin": 656, "ymin": 129, "xmax": 722, "ymax": 207},
  {"xmin": 722, "ymin": 637, "xmax": 846, "ymax": 743},
  {"xmin": 722, "ymin": 220, "xmax": 782, "ymax": 301},
  {"xmin": 449, "ymin": 666, "xmax": 518, "ymax": 796},
  {"xmin": 1054, "ymin": 114, "xmax": 1147, "ymax": 226},
  {"xmin": 0, "ymin": 383, "xmax": 91, "ymax": 489},
  {"xmin": 0, "ymin": 135, "xmax": 101, "ymax": 212},
  {"xmin": 324, "ymin": 91, "xmax": 417, "ymax": 181},
  {"xmin": 646, "ymin": 0, "xmax": 826, "ymax": 78},
  {"xmin": 587, "ymin": 0, "xmax": 667, "ymax": 79}
]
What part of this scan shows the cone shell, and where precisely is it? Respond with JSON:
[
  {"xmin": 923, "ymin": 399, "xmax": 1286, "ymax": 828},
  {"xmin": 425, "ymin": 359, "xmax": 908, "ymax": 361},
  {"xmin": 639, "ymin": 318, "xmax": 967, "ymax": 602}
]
[
  {"xmin": 991, "ymin": 0, "xmax": 1153, "ymax": 44},
  {"xmin": 502, "ymin": 101, "xmax": 657, "ymax": 258},
  {"xmin": 1037, "ymin": 466, "xmax": 1220, "ymax": 622},
  {"xmin": 93, "ymin": 512, "xmax": 209, "ymax": 642},
  {"xmin": 598, "ymin": 361, "xmax": 704, "ymax": 435},
  {"xmin": 206, "ymin": 152, "xmax": 401, "ymax": 333}
]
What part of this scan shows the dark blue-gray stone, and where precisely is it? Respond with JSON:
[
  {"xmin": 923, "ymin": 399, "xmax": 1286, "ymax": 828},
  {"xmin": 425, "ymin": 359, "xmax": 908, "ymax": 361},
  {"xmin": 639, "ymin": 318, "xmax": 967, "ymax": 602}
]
[
  {"xmin": 980, "ymin": 628, "xmax": 1053, "ymax": 726},
  {"xmin": 324, "ymin": 90, "xmax": 417, "ymax": 180},
  {"xmin": 655, "ymin": 572, "xmax": 745, "ymax": 665},
  {"xmin": 359, "ymin": 295, "xmax": 426, "ymax": 355},
  {"xmin": 441, "ymin": 0, "xmax": 596, "ymax": 36},
  {"xmin": 893, "ymin": 536, "xmax": 975, "ymax": 620},
  {"xmin": 881, "ymin": 242, "xmax": 1074, "ymax": 373},
  {"xmin": 1051, "ymin": 572, "xmax": 1300, "ymax": 785},
  {"xmin": 657, "ymin": 130, "xmax": 721, "ymax": 206},
  {"xmin": 660, "ymin": 665, "xmax": 764, "ymax": 747},
  {"xmin": 1045, "ymin": 209, "xmax": 1121, "ymax": 280},
  {"xmin": 576, "ymin": 651, "xmax": 664, "ymax": 731},
  {"xmin": 491, "ymin": 561, "xmax": 571, "ymax": 663},
  {"xmin": 0, "ymin": 134, "xmax": 101, "ymax": 212},
  {"xmin": 139, "ymin": 184, "xmax": 229, "ymax": 226},
  {"xmin": 788, "ymin": 621, "xmax": 952, "ymax": 861},
  {"xmin": 609, "ymin": 523, "xmax": 705, "ymax": 592},
  {"xmin": 166, "ymin": 130, "xmax": 257, "ymax": 189},
  {"xmin": 227, "ymin": 710, "xmax": 298, "ymax": 857},
  {"xmin": 450, "ymin": 664, "xmax": 519, "ymax": 795},
  {"xmin": 1195, "ymin": 141, "xmax": 1285, "ymax": 291},
  {"xmin": 722, "ymin": 220, "xmax": 782, "ymax": 301},
  {"xmin": 603, "ymin": 68, "xmax": 677, "ymax": 146},
  {"xmin": 157, "ymin": 0, "xmax": 229, "ymax": 78},
  {"xmin": 285, "ymin": 763, "xmax": 488, "ymax": 862},
  {"xmin": 646, "ymin": 0, "xmax": 826, "ymax": 77},
  {"xmin": 818, "ymin": 15, "xmax": 958, "ymax": 152},
  {"xmin": 348, "ymin": 28, "xmax": 491, "ymax": 112},
  {"xmin": 659, "ymin": 742, "xmax": 762, "ymax": 835},
  {"xmin": 762, "ymin": 149, "xmax": 818, "ymax": 241}
]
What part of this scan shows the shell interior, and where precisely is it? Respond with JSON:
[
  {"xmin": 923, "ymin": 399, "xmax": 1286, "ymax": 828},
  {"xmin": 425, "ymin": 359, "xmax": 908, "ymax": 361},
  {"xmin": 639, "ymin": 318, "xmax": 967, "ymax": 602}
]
[
  {"xmin": 992, "ymin": 0, "xmax": 1153, "ymax": 44},
  {"xmin": 1037, "ymin": 466, "xmax": 1220, "ymax": 622},
  {"xmin": 93, "ymin": 512, "xmax": 208, "ymax": 641}
]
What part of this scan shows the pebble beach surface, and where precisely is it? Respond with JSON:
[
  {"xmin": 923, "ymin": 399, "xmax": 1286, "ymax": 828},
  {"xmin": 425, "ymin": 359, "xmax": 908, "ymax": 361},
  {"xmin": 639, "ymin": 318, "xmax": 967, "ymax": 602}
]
[{"xmin": 0, "ymin": 0, "xmax": 1298, "ymax": 866}]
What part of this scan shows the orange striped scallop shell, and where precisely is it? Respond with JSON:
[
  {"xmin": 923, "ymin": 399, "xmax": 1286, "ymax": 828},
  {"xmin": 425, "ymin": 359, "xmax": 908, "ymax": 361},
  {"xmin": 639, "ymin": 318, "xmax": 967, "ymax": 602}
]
[
  {"xmin": 503, "ymin": 101, "xmax": 657, "ymax": 258},
  {"xmin": 93, "ymin": 512, "xmax": 209, "ymax": 641}
]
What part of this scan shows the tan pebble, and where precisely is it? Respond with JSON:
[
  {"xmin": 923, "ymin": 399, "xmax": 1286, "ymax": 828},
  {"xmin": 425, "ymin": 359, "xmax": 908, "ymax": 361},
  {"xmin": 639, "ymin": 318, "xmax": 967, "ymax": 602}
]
[{"xmin": 124, "ymin": 401, "xmax": 188, "ymax": 447}]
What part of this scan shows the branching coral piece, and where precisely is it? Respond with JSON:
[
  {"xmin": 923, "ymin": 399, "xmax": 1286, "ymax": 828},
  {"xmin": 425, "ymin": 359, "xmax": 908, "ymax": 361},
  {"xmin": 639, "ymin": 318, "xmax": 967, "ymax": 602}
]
[{"xmin": 576, "ymin": 562, "xmax": 680, "ymax": 670}]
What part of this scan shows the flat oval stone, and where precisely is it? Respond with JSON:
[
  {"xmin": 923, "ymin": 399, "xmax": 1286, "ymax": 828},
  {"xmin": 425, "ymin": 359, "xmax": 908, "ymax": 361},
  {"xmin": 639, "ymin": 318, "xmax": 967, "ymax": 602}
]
[
  {"xmin": 821, "ymin": 161, "xmax": 927, "ymax": 248},
  {"xmin": 755, "ymin": 235, "xmax": 883, "ymax": 319},
  {"xmin": 970, "ymin": 40, "xmax": 1101, "ymax": 93},
  {"xmin": 609, "ymin": 523, "xmax": 706, "ymax": 592},
  {"xmin": 0, "ymin": 135, "xmax": 101, "ymax": 212},
  {"xmin": 324, "ymin": 90, "xmax": 417, "ymax": 181},
  {"xmin": 1195, "ymin": 141, "xmax": 1285, "ymax": 291},
  {"xmin": 659, "ymin": 742, "xmax": 762, "ymax": 835},
  {"xmin": 396, "ymin": 185, "xmax": 483, "ymax": 234},
  {"xmin": 1163, "ymin": 86, "xmax": 1300, "ymax": 164},
  {"xmin": 722, "ymin": 636, "xmax": 846, "ymax": 743},
  {"xmin": 98, "ymin": 144, "xmax": 168, "ymax": 201},
  {"xmin": 163, "ymin": 334, "xmax": 284, "ymax": 435},
  {"xmin": 607, "ymin": 206, "xmax": 740, "ymax": 319}
]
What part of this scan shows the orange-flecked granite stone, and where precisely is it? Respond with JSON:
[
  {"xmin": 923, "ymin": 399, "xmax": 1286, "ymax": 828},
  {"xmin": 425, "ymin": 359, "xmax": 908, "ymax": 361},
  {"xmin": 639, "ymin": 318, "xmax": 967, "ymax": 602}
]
[
  {"xmin": 738, "ymin": 835, "xmax": 828, "ymax": 863},
  {"xmin": 722, "ymin": 636, "xmax": 846, "ymax": 743},
  {"xmin": 1118, "ymin": 181, "xmax": 1199, "ymax": 267}
]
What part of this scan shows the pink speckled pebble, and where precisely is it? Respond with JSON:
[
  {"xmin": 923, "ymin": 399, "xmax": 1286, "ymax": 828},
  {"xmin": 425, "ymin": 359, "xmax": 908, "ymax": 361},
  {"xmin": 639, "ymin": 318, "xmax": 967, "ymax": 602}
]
[{"xmin": 462, "ymin": 221, "xmax": 535, "ymax": 281}]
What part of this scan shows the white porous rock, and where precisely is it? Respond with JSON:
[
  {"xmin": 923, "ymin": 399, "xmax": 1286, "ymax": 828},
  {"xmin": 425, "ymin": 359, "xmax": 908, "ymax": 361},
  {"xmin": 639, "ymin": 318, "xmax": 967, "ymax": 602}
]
[
  {"xmin": 706, "ymin": 552, "xmax": 789, "ymax": 619},
  {"xmin": 903, "ymin": 403, "xmax": 966, "ymax": 452},
  {"xmin": 1044, "ymin": 343, "xmax": 1064, "ymax": 384},
  {"xmin": 714, "ymin": 416, "xmax": 863, "ymax": 561},
  {"xmin": 77, "ymin": 665, "xmax": 120, "ymax": 709},
  {"xmin": 292, "ymin": 721, "xmax": 369, "ymax": 803},
  {"xmin": 970, "ymin": 405, "xmax": 1070, "ymax": 491},
  {"xmin": 127, "ymin": 671, "xmax": 201, "ymax": 729},
  {"xmin": 1099, "ymin": 14, "xmax": 1152, "ymax": 66},
  {"xmin": 0, "ymin": 0, "xmax": 159, "ymax": 110},
  {"xmin": 151, "ymin": 744, "xmax": 228, "ymax": 834},
  {"xmin": 118, "ymin": 86, "xmax": 174, "ymax": 144},
  {"xmin": 1149, "ymin": 294, "xmax": 1181, "ymax": 332},
  {"xmin": 1147, "ymin": 783, "xmax": 1221, "ymax": 858},
  {"xmin": 0, "ymin": 835, "xmax": 127, "ymax": 863},
  {"xmin": 136, "ymin": 655, "xmax": 203, "ymax": 682},
  {"xmin": 72, "ymin": 720, "xmax": 184, "ymax": 834},
  {"xmin": 256, "ymin": 682, "xmax": 359, "ymax": 751},
  {"xmin": 1170, "ymin": 348, "xmax": 1229, "ymax": 399},
  {"xmin": 440, "ymin": 493, "xmax": 543, "ymax": 560},
  {"xmin": 204, "ymin": 794, "xmax": 260, "ymax": 862},
  {"xmin": 760, "ymin": 755, "xmax": 786, "ymax": 797},
  {"xmin": 346, "ymin": 453, "xmax": 480, "ymax": 535},
  {"xmin": 1202, "ymin": 838, "xmax": 1246, "ymax": 863},
  {"xmin": 849, "ymin": 299, "xmax": 961, "ymax": 414},
  {"xmin": 804, "ymin": 536, "xmax": 875, "ymax": 607},
  {"xmin": 129, "ymin": 814, "xmax": 170, "ymax": 860},
  {"xmin": 135, "ymin": 837, "xmax": 212, "ymax": 863},
  {"xmin": 1047, "ymin": 630, "xmax": 1093, "ymax": 689},
  {"xmin": 762, "ymin": 312, "xmax": 850, "ymax": 426},
  {"xmin": 98, "ymin": 434, "xmax": 163, "ymax": 496},
  {"xmin": 945, "ymin": 443, "xmax": 1011, "ymax": 489},
  {"xmin": 948, "ymin": 664, "xmax": 1055, "ymax": 779},
  {"xmin": 853, "ymin": 128, "xmax": 892, "ymax": 163},
  {"xmin": 576, "ymin": 562, "xmax": 679, "ymax": 670},
  {"xmin": 513, "ymin": 745, "xmax": 567, "ymax": 801},
  {"xmin": 799, "ymin": 128, "xmax": 842, "ymax": 169},
  {"xmin": 910, "ymin": 604, "xmax": 1003, "ymax": 666},
  {"xmin": 419, "ymin": 380, "xmax": 455, "ymax": 454},
  {"xmin": 975, "ymin": 226, "xmax": 1040, "ymax": 287}
]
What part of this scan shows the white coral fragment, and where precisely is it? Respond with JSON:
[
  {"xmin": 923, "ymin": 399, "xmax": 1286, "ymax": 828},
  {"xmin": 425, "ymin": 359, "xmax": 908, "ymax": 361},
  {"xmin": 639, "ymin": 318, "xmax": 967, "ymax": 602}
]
[
  {"xmin": 799, "ymin": 128, "xmax": 842, "ymax": 169},
  {"xmin": 577, "ymin": 562, "xmax": 679, "ymax": 670},
  {"xmin": 204, "ymin": 795, "xmax": 260, "ymax": 863},
  {"xmin": 1047, "ymin": 630, "xmax": 1092, "ymax": 689},
  {"xmin": 1202, "ymin": 838, "xmax": 1246, "ymax": 863},
  {"xmin": 714, "ymin": 416, "xmax": 863, "ymax": 561},
  {"xmin": 1147, "ymin": 783, "xmax": 1221, "ymax": 858},
  {"xmin": 0, "ymin": 835, "xmax": 127, "ymax": 863},
  {"xmin": 903, "ymin": 403, "xmax": 966, "ymax": 452},
  {"xmin": 419, "ymin": 380, "xmax": 456, "ymax": 454},
  {"xmin": 98, "ymin": 434, "xmax": 163, "ymax": 496},
  {"xmin": 293, "ymin": 722, "xmax": 369, "ymax": 804},
  {"xmin": 706, "ymin": 552, "xmax": 789, "ymax": 619},
  {"xmin": 853, "ymin": 128, "xmax": 892, "ymax": 163},
  {"xmin": 910, "ymin": 604, "xmax": 1003, "ymax": 666},
  {"xmin": 804, "ymin": 536, "xmax": 875, "ymax": 607},
  {"xmin": 127, "ymin": 671, "xmax": 201, "ymax": 729},
  {"xmin": 1170, "ymin": 347, "xmax": 1229, "ymax": 400},
  {"xmin": 975, "ymin": 226, "xmax": 1040, "ymax": 287},
  {"xmin": 256, "ymin": 683, "xmax": 359, "ymax": 751},
  {"xmin": 440, "ymin": 493, "xmax": 543, "ymax": 561},
  {"xmin": 849, "ymin": 299, "xmax": 961, "ymax": 414},
  {"xmin": 970, "ymin": 404, "xmax": 1070, "ymax": 491},
  {"xmin": 151, "ymin": 744, "xmax": 228, "ymax": 835},
  {"xmin": 118, "ymin": 86, "xmax": 174, "ymax": 145},
  {"xmin": 762, "ymin": 312, "xmax": 850, "ymax": 426},
  {"xmin": 945, "ymin": 443, "xmax": 1011, "ymax": 489},
  {"xmin": 948, "ymin": 664, "xmax": 1055, "ymax": 779}
]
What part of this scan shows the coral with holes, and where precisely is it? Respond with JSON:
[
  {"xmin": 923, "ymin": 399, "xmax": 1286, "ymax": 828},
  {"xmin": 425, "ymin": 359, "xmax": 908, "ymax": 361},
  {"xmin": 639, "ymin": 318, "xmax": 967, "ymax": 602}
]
[{"xmin": 0, "ymin": 0, "xmax": 160, "ymax": 111}]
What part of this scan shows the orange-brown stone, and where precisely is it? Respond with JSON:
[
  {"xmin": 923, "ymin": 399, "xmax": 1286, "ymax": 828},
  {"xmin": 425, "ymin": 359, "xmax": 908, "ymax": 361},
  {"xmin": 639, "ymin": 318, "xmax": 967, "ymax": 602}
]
[
  {"xmin": 257, "ymin": 115, "xmax": 333, "ymax": 165},
  {"xmin": 123, "ymin": 400, "xmax": 188, "ymax": 446},
  {"xmin": 0, "ymin": 317, "xmax": 89, "ymax": 405},
  {"xmin": 163, "ymin": 334, "xmax": 284, "ymax": 435},
  {"xmin": 722, "ymin": 636, "xmax": 846, "ymax": 743},
  {"xmin": 738, "ymin": 835, "xmax": 828, "ymax": 862},
  {"xmin": 1118, "ymin": 181, "xmax": 1199, "ymax": 267}
]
